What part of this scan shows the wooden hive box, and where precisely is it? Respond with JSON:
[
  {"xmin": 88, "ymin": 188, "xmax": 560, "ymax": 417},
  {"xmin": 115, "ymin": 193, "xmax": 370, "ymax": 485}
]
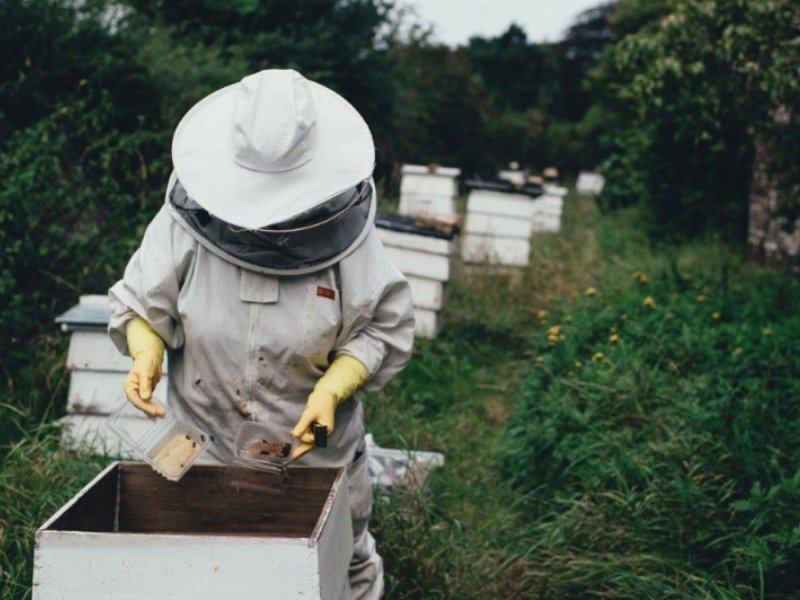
[
  {"xmin": 376, "ymin": 213, "xmax": 458, "ymax": 339},
  {"xmin": 55, "ymin": 295, "xmax": 167, "ymax": 456},
  {"xmin": 398, "ymin": 164, "xmax": 460, "ymax": 217},
  {"xmin": 462, "ymin": 189, "xmax": 536, "ymax": 267},
  {"xmin": 34, "ymin": 462, "xmax": 352, "ymax": 600}
]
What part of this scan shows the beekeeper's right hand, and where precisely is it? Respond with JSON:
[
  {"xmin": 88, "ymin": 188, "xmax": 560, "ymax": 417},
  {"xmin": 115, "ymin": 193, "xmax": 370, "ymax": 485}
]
[{"xmin": 124, "ymin": 318, "xmax": 166, "ymax": 417}]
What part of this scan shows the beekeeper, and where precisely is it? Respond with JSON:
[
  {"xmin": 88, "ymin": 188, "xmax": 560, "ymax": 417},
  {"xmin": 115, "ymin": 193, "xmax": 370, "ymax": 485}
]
[{"xmin": 107, "ymin": 69, "xmax": 415, "ymax": 600}]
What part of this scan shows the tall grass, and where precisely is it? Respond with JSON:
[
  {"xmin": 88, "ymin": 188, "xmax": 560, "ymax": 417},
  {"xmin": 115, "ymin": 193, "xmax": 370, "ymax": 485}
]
[{"xmin": 2, "ymin": 191, "xmax": 799, "ymax": 598}]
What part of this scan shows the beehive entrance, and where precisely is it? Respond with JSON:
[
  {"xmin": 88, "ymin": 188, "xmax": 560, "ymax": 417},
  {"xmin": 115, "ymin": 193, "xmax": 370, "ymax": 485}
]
[{"xmin": 46, "ymin": 463, "xmax": 339, "ymax": 538}]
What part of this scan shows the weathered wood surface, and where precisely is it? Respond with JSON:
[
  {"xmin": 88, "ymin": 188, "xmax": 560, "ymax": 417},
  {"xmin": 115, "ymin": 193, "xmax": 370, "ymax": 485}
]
[
  {"xmin": 461, "ymin": 234, "xmax": 531, "ymax": 267},
  {"xmin": 34, "ymin": 463, "xmax": 351, "ymax": 600}
]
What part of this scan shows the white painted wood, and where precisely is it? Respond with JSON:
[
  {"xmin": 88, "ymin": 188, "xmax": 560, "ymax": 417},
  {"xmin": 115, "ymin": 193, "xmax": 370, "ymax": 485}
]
[
  {"xmin": 407, "ymin": 276, "xmax": 445, "ymax": 311},
  {"xmin": 59, "ymin": 414, "xmax": 141, "ymax": 457},
  {"xmin": 67, "ymin": 330, "xmax": 167, "ymax": 373},
  {"xmin": 384, "ymin": 246, "xmax": 452, "ymax": 281},
  {"xmin": 398, "ymin": 193, "xmax": 456, "ymax": 217},
  {"xmin": 543, "ymin": 184, "xmax": 568, "ymax": 197},
  {"xmin": 461, "ymin": 234, "xmax": 531, "ymax": 267},
  {"xmin": 577, "ymin": 171, "xmax": 605, "ymax": 194},
  {"xmin": 67, "ymin": 370, "xmax": 167, "ymax": 415},
  {"xmin": 531, "ymin": 218, "xmax": 562, "ymax": 233},
  {"xmin": 377, "ymin": 227, "xmax": 455, "ymax": 256},
  {"xmin": 34, "ymin": 463, "xmax": 351, "ymax": 599},
  {"xmin": 400, "ymin": 164, "xmax": 460, "ymax": 178},
  {"xmin": 464, "ymin": 212, "xmax": 532, "ymax": 239},
  {"xmin": 497, "ymin": 170, "xmax": 526, "ymax": 186},
  {"xmin": 315, "ymin": 471, "xmax": 353, "ymax": 600},
  {"xmin": 34, "ymin": 531, "xmax": 322, "ymax": 599},
  {"xmin": 414, "ymin": 308, "xmax": 442, "ymax": 339},
  {"xmin": 78, "ymin": 294, "xmax": 111, "ymax": 310},
  {"xmin": 466, "ymin": 190, "xmax": 536, "ymax": 219},
  {"xmin": 399, "ymin": 173, "xmax": 458, "ymax": 198}
]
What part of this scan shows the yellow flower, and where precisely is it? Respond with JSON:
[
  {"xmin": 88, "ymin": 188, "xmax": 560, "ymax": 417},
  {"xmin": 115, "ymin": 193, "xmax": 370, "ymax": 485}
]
[
  {"xmin": 696, "ymin": 294, "xmax": 707, "ymax": 303},
  {"xmin": 537, "ymin": 309, "xmax": 548, "ymax": 322},
  {"xmin": 633, "ymin": 271, "xmax": 649, "ymax": 284},
  {"xmin": 584, "ymin": 287, "xmax": 597, "ymax": 297},
  {"xmin": 732, "ymin": 347, "xmax": 744, "ymax": 357},
  {"xmin": 763, "ymin": 328, "xmax": 772, "ymax": 337},
  {"xmin": 610, "ymin": 325, "xmax": 618, "ymax": 334},
  {"xmin": 548, "ymin": 325, "xmax": 561, "ymax": 336},
  {"xmin": 574, "ymin": 360, "xmax": 583, "ymax": 369},
  {"xmin": 619, "ymin": 313, "xmax": 628, "ymax": 321},
  {"xmin": 711, "ymin": 311, "xmax": 720, "ymax": 320},
  {"xmin": 591, "ymin": 352, "xmax": 604, "ymax": 362},
  {"xmin": 644, "ymin": 296, "xmax": 656, "ymax": 309},
  {"xmin": 609, "ymin": 334, "xmax": 620, "ymax": 343},
  {"xmin": 564, "ymin": 315, "xmax": 573, "ymax": 323},
  {"xmin": 535, "ymin": 356, "xmax": 544, "ymax": 364}
]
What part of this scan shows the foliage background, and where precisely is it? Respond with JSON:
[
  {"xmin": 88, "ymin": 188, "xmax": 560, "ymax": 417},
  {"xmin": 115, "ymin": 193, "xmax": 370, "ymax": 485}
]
[{"xmin": 1, "ymin": 0, "xmax": 799, "ymax": 598}]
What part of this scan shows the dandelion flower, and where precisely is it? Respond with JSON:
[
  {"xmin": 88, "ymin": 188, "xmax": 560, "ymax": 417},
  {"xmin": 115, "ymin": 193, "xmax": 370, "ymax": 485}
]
[
  {"xmin": 548, "ymin": 325, "xmax": 561, "ymax": 336},
  {"xmin": 609, "ymin": 334, "xmax": 620, "ymax": 343},
  {"xmin": 633, "ymin": 271, "xmax": 649, "ymax": 284},
  {"xmin": 574, "ymin": 360, "xmax": 583, "ymax": 369},
  {"xmin": 537, "ymin": 309, "xmax": 548, "ymax": 321},
  {"xmin": 696, "ymin": 294, "xmax": 707, "ymax": 303},
  {"xmin": 584, "ymin": 287, "xmax": 597, "ymax": 297},
  {"xmin": 711, "ymin": 312, "xmax": 720, "ymax": 320},
  {"xmin": 535, "ymin": 356, "xmax": 544, "ymax": 364},
  {"xmin": 644, "ymin": 296, "xmax": 656, "ymax": 308},
  {"xmin": 591, "ymin": 351, "xmax": 604, "ymax": 362}
]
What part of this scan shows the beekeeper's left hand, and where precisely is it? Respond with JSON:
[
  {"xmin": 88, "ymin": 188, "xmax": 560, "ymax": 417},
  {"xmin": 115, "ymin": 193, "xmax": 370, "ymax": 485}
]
[{"xmin": 290, "ymin": 354, "xmax": 368, "ymax": 448}]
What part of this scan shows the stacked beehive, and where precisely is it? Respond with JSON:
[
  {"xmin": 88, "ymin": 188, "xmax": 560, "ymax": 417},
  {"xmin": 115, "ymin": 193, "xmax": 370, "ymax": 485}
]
[
  {"xmin": 398, "ymin": 164, "xmax": 460, "ymax": 217},
  {"xmin": 376, "ymin": 213, "xmax": 457, "ymax": 338},
  {"xmin": 55, "ymin": 294, "xmax": 164, "ymax": 456},
  {"xmin": 576, "ymin": 171, "xmax": 606, "ymax": 195},
  {"xmin": 461, "ymin": 182, "xmax": 542, "ymax": 267}
]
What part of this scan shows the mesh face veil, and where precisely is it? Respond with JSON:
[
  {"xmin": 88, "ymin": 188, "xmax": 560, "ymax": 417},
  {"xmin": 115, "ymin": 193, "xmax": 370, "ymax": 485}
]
[{"xmin": 168, "ymin": 178, "xmax": 374, "ymax": 274}]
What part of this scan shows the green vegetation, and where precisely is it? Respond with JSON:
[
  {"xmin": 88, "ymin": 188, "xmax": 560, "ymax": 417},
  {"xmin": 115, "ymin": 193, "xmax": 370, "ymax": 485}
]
[{"xmin": 2, "ymin": 0, "xmax": 800, "ymax": 598}]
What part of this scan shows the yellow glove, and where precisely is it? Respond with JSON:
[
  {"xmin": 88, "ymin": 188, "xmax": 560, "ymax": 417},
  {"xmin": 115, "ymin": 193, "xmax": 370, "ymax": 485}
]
[
  {"xmin": 290, "ymin": 354, "xmax": 368, "ymax": 459},
  {"xmin": 124, "ymin": 318, "xmax": 166, "ymax": 418}
]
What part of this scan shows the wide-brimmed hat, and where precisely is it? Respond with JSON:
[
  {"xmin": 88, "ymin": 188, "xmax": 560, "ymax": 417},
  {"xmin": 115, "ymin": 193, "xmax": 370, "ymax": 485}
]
[{"xmin": 171, "ymin": 69, "xmax": 375, "ymax": 229}]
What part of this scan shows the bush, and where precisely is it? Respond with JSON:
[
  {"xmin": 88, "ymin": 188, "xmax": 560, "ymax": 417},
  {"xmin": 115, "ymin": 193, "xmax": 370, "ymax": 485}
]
[{"xmin": 503, "ymin": 257, "xmax": 800, "ymax": 597}]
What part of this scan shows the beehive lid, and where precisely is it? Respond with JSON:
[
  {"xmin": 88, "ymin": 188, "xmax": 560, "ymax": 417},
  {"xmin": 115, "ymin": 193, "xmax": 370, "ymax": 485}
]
[
  {"xmin": 55, "ymin": 294, "xmax": 111, "ymax": 332},
  {"xmin": 375, "ymin": 213, "xmax": 456, "ymax": 240}
]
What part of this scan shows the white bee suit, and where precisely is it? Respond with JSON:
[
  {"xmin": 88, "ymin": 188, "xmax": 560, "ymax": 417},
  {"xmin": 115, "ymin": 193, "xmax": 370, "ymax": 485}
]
[{"xmin": 108, "ymin": 194, "xmax": 414, "ymax": 599}]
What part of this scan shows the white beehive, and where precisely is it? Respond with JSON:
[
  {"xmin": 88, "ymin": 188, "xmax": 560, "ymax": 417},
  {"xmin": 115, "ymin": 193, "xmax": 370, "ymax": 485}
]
[
  {"xmin": 55, "ymin": 295, "xmax": 167, "ymax": 455},
  {"xmin": 33, "ymin": 462, "xmax": 352, "ymax": 600},
  {"xmin": 398, "ymin": 164, "xmax": 460, "ymax": 217},
  {"xmin": 576, "ymin": 171, "xmax": 606, "ymax": 195},
  {"xmin": 530, "ymin": 195, "xmax": 564, "ymax": 234},
  {"xmin": 376, "ymin": 213, "xmax": 458, "ymax": 338},
  {"xmin": 462, "ymin": 188, "xmax": 538, "ymax": 267}
]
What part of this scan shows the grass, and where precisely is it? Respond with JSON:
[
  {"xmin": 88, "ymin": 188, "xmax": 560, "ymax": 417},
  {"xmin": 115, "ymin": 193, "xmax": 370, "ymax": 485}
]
[{"xmin": 2, "ymin": 190, "xmax": 799, "ymax": 598}]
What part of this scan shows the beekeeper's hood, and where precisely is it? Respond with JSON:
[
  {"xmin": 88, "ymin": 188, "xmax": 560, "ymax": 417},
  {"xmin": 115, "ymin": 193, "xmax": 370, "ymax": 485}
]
[{"xmin": 167, "ymin": 69, "xmax": 376, "ymax": 275}]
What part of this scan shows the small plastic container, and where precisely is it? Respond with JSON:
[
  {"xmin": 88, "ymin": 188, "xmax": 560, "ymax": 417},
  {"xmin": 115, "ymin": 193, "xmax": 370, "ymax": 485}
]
[
  {"xmin": 107, "ymin": 401, "xmax": 211, "ymax": 482},
  {"xmin": 226, "ymin": 421, "xmax": 299, "ymax": 494}
]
